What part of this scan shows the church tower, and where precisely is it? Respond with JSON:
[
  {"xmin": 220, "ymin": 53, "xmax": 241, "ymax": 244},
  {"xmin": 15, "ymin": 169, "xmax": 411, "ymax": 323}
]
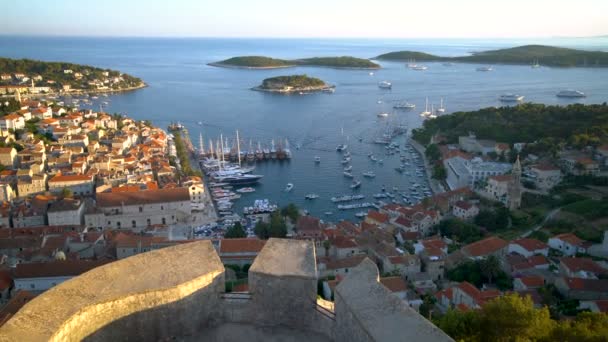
[{"xmin": 508, "ymin": 155, "xmax": 522, "ymax": 209}]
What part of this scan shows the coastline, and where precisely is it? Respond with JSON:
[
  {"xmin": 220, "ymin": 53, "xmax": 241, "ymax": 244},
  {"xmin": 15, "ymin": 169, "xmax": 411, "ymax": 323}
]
[
  {"xmin": 408, "ymin": 138, "xmax": 446, "ymax": 195},
  {"xmin": 251, "ymin": 84, "xmax": 334, "ymax": 94}
]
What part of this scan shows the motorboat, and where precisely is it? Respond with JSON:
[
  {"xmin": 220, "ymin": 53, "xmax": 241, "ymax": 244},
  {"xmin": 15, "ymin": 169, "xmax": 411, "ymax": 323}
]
[
  {"xmin": 476, "ymin": 66, "xmax": 493, "ymax": 71},
  {"xmin": 412, "ymin": 65, "xmax": 428, "ymax": 71},
  {"xmin": 336, "ymin": 144, "xmax": 348, "ymax": 152},
  {"xmin": 355, "ymin": 211, "xmax": 367, "ymax": 218},
  {"xmin": 378, "ymin": 81, "xmax": 392, "ymax": 89},
  {"xmin": 531, "ymin": 59, "xmax": 541, "ymax": 68},
  {"xmin": 341, "ymin": 157, "xmax": 351, "ymax": 164},
  {"xmin": 344, "ymin": 165, "xmax": 353, "ymax": 172},
  {"xmin": 236, "ymin": 187, "xmax": 256, "ymax": 193},
  {"xmin": 377, "ymin": 112, "xmax": 389, "ymax": 118},
  {"xmin": 499, "ymin": 94, "xmax": 525, "ymax": 102},
  {"xmin": 362, "ymin": 171, "xmax": 376, "ymax": 178},
  {"xmin": 393, "ymin": 101, "xmax": 416, "ymax": 109},
  {"xmin": 343, "ymin": 172, "xmax": 354, "ymax": 178},
  {"xmin": 350, "ymin": 180, "xmax": 362, "ymax": 189},
  {"xmin": 556, "ymin": 90, "xmax": 586, "ymax": 98},
  {"xmin": 285, "ymin": 183, "xmax": 294, "ymax": 192},
  {"xmin": 305, "ymin": 193, "xmax": 319, "ymax": 200},
  {"xmin": 314, "ymin": 156, "xmax": 321, "ymax": 163}
]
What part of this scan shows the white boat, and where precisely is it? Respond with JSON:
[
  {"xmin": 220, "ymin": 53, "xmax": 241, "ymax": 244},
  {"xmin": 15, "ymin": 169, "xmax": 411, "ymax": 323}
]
[
  {"xmin": 363, "ymin": 171, "xmax": 376, "ymax": 178},
  {"xmin": 336, "ymin": 144, "xmax": 348, "ymax": 152},
  {"xmin": 344, "ymin": 165, "xmax": 353, "ymax": 172},
  {"xmin": 435, "ymin": 98, "xmax": 446, "ymax": 114},
  {"xmin": 499, "ymin": 94, "xmax": 525, "ymax": 102},
  {"xmin": 531, "ymin": 59, "xmax": 541, "ymax": 68},
  {"xmin": 419, "ymin": 97, "xmax": 431, "ymax": 117},
  {"xmin": 377, "ymin": 112, "xmax": 389, "ymax": 118},
  {"xmin": 378, "ymin": 81, "xmax": 392, "ymax": 89},
  {"xmin": 343, "ymin": 172, "xmax": 354, "ymax": 178},
  {"xmin": 412, "ymin": 65, "xmax": 428, "ymax": 71},
  {"xmin": 236, "ymin": 187, "xmax": 256, "ymax": 193},
  {"xmin": 325, "ymin": 211, "xmax": 333, "ymax": 216},
  {"xmin": 341, "ymin": 157, "xmax": 351, "ymax": 164},
  {"xmin": 393, "ymin": 101, "xmax": 416, "ymax": 109},
  {"xmin": 406, "ymin": 59, "xmax": 417, "ymax": 68},
  {"xmin": 369, "ymin": 72, "xmax": 374, "ymax": 76},
  {"xmin": 476, "ymin": 66, "xmax": 493, "ymax": 72},
  {"xmin": 350, "ymin": 180, "xmax": 362, "ymax": 189},
  {"xmin": 285, "ymin": 183, "xmax": 294, "ymax": 192},
  {"xmin": 314, "ymin": 156, "xmax": 321, "ymax": 163},
  {"xmin": 556, "ymin": 90, "xmax": 586, "ymax": 98},
  {"xmin": 305, "ymin": 193, "xmax": 319, "ymax": 200},
  {"xmin": 355, "ymin": 211, "xmax": 367, "ymax": 218}
]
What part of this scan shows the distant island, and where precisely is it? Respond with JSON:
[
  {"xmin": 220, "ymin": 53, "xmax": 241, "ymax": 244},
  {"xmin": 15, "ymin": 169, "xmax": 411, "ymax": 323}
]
[
  {"xmin": 375, "ymin": 45, "xmax": 608, "ymax": 67},
  {"xmin": 252, "ymin": 74, "xmax": 333, "ymax": 93},
  {"xmin": 0, "ymin": 57, "xmax": 145, "ymax": 95},
  {"xmin": 210, "ymin": 55, "xmax": 380, "ymax": 69}
]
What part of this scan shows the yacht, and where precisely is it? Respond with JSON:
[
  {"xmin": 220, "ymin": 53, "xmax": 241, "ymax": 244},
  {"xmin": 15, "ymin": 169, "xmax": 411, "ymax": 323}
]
[
  {"xmin": 344, "ymin": 165, "xmax": 353, "ymax": 172},
  {"xmin": 362, "ymin": 171, "xmax": 376, "ymax": 178},
  {"xmin": 419, "ymin": 97, "xmax": 431, "ymax": 117},
  {"xmin": 285, "ymin": 183, "xmax": 294, "ymax": 192},
  {"xmin": 393, "ymin": 101, "xmax": 416, "ymax": 109},
  {"xmin": 412, "ymin": 65, "xmax": 428, "ymax": 71},
  {"xmin": 377, "ymin": 112, "xmax": 389, "ymax": 118},
  {"xmin": 355, "ymin": 211, "xmax": 367, "ymax": 218},
  {"xmin": 343, "ymin": 172, "xmax": 354, "ymax": 178},
  {"xmin": 435, "ymin": 98, "xmax": 446, "ymax": 114},
  {"xmin": 336, "ymin": 144, "xmax": 348, "ymax": 152},
  {"xmin": 305, "ymin": 193, "xmax": 319, "ymax": 200},
  {"xmin": 499, "ymin": 94, "xmax": 525, "ymax": 102},
  {"xmin": 556, "ymin": 90, "xmax": 586, "ymax": 98},
  {"xmin": 378, "ymin": 81, "xmax": 392, "ymax": 89},
  {"xmin": 350, "ymin": 180, "xmax": 362, "ymax": 189},
  {"xmin": 236, "ymin": 187, "xmax": 256, "ymax": 193},
  {"xmin": 369, "ymin": 72, "xmax": 374, "ymax": 76},
  {"xmin": 213, "ymin": 174, "xmax": 263, "ymax": 185},
  {"xmin": 476, "ymin": 66, "xmax": 493, "ymax": 72},
  {"xmin": 406, "ymin": 59, "xmax": 417, "ymax": 68},
  {"xmin": 314, "ymin": 156, "xmax": 321, "ymax": 163},
  {"xmin": 531, "ymin": 59, "xmax": 541, "ymax": 68}
]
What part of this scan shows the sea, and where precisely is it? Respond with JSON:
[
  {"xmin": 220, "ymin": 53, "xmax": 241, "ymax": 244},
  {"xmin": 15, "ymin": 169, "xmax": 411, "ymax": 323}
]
[{"xmin": 1, "ymin": 36, "xmax": 608, "ymax": 222}]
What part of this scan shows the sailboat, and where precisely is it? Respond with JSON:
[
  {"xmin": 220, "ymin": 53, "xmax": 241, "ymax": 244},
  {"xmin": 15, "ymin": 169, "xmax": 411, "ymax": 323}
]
[
  {"xmin": 428, "ymin": 104, "xmax": 437, "ymax": 119},
  {"xmin": 531, "ymin": 59, "xmax": 541, "ymax": 68},
  {"xmin": 419, "ymin": 97, "xmax": 431, "ymax": 117},
  {"xmin": 336, "ymin": 126, "xmax": 348, "ymax": 152},
  {"xmin": 435, "ymin": 98, "xmax": 446, "ymax": 114}
]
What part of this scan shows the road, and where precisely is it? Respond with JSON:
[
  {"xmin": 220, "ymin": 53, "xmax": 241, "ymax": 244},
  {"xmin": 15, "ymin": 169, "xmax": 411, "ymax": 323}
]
[
  {"xmin": 408, "ymin": 139, "xmax": 446, "ymax": 195},
  {"xmin": 519, "ymin": 207, "xmax": 561, "ymax": 238}
]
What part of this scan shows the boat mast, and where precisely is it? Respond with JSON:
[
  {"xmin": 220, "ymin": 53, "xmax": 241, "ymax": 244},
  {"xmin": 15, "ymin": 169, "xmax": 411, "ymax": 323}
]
[
  {"xmin": 236, "ymin": 130, "xmax": 241, "ymax": 167},
  {"xmin": 220, "ymin": 133, "xmax": 225, "ymax": 170},
  {"xmin": 199, "ymin": 133, "xmax": 204, "ymax": 155}
]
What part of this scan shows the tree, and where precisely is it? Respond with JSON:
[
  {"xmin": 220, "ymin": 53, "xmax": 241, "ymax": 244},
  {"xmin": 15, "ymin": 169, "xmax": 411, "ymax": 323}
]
[
  {"xmin": 479, "ymin": 255, "xmax": 500, "ymax": 285},
  {"xmin": 254, "ymin": 220, "xmax": 270, "ymax": 240},
  {"xmin": 547, "ymin": 312, "xmax": 608, "ymax": 342},
  {"xmin": 269, "ymin": 212, "xmax": 287, "ymax": 238},
  {"xmin": 434, "ymin": 309, "xmax": 480, "ymax": 342},
  {"xmin": 478, "ymin": 294, "xmax": 554, "ymax": 342},
  {"xmin": 281, "ymin": 203, "xmax": 300, "ymax": 223},
  {"xmin": 432, "ymin": 164, "xmax": 447, "ymax": 180},
  {"xmin": 419, "ymin": 294, "xmax": 437, "ymax": 320},
  {"xmin": 60, "ymin": 187, "xmax": 73, "ymax": 198},
  {"xmin": 224, "ymin": 222, "xmax": 246, "ymax": 239},
  {"xmin": 425, "ymin": 143, "xmax": 441, "ymax": 162}
]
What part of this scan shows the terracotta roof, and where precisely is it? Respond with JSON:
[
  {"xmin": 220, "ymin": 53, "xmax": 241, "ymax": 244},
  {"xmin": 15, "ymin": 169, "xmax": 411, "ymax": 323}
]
[
  {"xmin": 422, "ymin": 238, "xmax": 447, "ymax": 250},
  {"xmin": 331, "ymin": 236, "xmax": 358, "ymax": 249},
  {"xmin": 97, "ymin": 188, "xmax": 190, "ymax": 207},
  {"xmin": 296, "ymin": 216, "xmax": 322, "ymax": 233},
  {"xmin": 388, "ymin": 254, "xmax": 419, "ymax": 265},
  {"xmin": 454, "ymin": 200, "xmax": 474, "ymax": 210},
  {"xmin": 0, "ymin": 148, "xmax": 14, "ymax": 154},
  {"xmin": 325, "ymin": 255, "xmax": 366, "ymax": 270},
  {"xmin": 13, "ymin": 260, "xmax": 110, "ymax": 279},
  {"xmin": 510, "ymin": 238, "xmax": 548, "ymax": 252},
  {"xmin": 394, "ymin": 215, "xmax": 413, "ymax": 227},
  {"xmin": 488, "ymin": 174, "xmax": 513, "ymax": 182},
  {"xmin": 576, "ymin": 157, "xmax": 596, "ymax": 165},
  {"xmin": 380, "ymin": 276, "xmax": 407, "ymax": 292},
  {"xmin": 532, "ymin": 163, "xmax": 560, "ymax": 171},
  {"xmin": 457, "ymin": 281, "xmax": 481, "ymax": 302},
  {"xmin": 463, "ymin": 236, "xmax": 508, "ymax": 257},
  {"xmin": 561, "ymin": 277, "xmax": 608, "ymax": 292},
  {"xmin": 48, "ymin": 174, "xmax": 92, "ymax": 183},
  {"xmin": 518, "ymin": 275, "xmax": 545, "ymax": 288},
  {"xmin": 593, "ymin": 300, "xmax": 608, "ymax": 312},
  {"xmin": 560, "ymin": 257, "xmax": 607, "ymax": 275},
  {"xmin": 219, "ymin": 238, "xmax": 266, "ymax": 254},
  {"xmin": 366, "ymin": 210, "xmax": 389, "ymax": 224},
  {"xmin": 552, "ymin": 233, "xmax": 584, "ymax": 247}
]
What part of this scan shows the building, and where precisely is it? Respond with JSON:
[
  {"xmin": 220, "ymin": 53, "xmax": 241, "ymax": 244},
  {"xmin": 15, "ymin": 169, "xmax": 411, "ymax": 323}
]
[
  {"xmin": 16, "ymin": 174, "xmax": 47, "ymax": 197},
  {"xmin": 85, "ymin": 188, "xmax": 192, "ymax": 230},
  {"xmin": 527, "ymin": 164, "xmax": 562, "ymax": 191},
  {"xmin": 13, "ymin": 260, "xmax": 109, "ymax": 293},
  {"xmin": 0, "ymin": 114, "xmax": 25, "ymax": 132},
  {"xmin": 513, "ymin": 275, "xmax": 545, "ymax": 291},
  {"xmin": 549, "ymin": 233, "xmax": 590, "ymax": 256},
  {"xmin": 320, "ymin": 255, "xmax": 367, "ymax": 278},
  {"xmin": 559, "ymin": 257, "xmax": 607, "ymax": 279},
  {"xmin": 508, "ymin": 238, "xmax": 549, "ymax": 258},
  {"xmin": 462, "ymin": 236, "xmax": 508, "ymax": 261},
  {"xmin": 452, "ymin": 201, "xmax": 479, "ymax": 220},
  {"xmin": 0, "ymin": 148, "xmax": 17, "ymax": 169},
  {"xmin": 217, "ymin": 238, "xmax": 266, "ymax": 266},
  {"xmin": 458, "ymin": 134, "xmax": 497, "ymax": 156},
  {"xmin": 555, "ymin": 277, "xmax": 608, "ymax": 300},
  {"xmin": 560, "ymin": 154, "xmax": 600, "ymax": 176},
  {"xmin": 47, "ymin": 198, "xmax": 85, "ymax": 226},
  {"xmin": 295, "ymin": 216, "xmax": 324, "ymax": 240},
  {"xmin": 47, "ymin": 173, "xmax": 94, "ymax": 196},
  {"xmin": 444, "ymin": 156, "xmax": 512, "ymax": 190}
]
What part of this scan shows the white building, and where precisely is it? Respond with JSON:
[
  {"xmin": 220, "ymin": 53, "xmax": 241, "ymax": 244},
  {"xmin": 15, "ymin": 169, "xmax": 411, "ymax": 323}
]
[
  {"xmin": 47, "ymin": 198, "xmax": 85, "ymax": 226},
  {"xmin": 85, "ymin": 188, "xmax": 193, "ymax": 230},
  {"xmin": 527, "ymin": 164, "xmax": 562, "ymax": 191},
  {"xmin": 444, "ymin": 156, "xmax": 512, "ymax": 190},
  {"xmin": 452, "ymin": 200, "xmax": 479, "ymax": 220},
  {"xmin": 48, "ymin": 174, "xmax": 94, "ymax": 196},
  {"xmin": 508, "ymin": 238, "xmax": 549, "ymax": 258},
  {"xmin": 13, "ymin": 260, "xmax": 108, "ymax": 293},
  {"xmin": 549, "ymin": 233, "xmax": 590, "ymax": 256}
]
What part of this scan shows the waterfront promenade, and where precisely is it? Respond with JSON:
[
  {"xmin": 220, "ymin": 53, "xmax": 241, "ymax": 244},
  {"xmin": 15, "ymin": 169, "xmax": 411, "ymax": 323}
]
[{"xmin": 409, "ymin": 139, "xmax": 446, "ymax": 195}]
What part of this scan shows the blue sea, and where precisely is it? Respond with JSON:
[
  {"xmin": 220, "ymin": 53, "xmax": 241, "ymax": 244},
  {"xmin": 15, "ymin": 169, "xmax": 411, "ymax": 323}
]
[{"xmin": 1, "ymin": 36, "xmax": 608, "ymax": 221}]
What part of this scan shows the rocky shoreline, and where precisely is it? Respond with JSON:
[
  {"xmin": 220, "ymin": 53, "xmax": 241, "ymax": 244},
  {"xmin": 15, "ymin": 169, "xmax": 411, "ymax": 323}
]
[
  {"xmin": 207, "ymin": 62, "xmax": 296, "ymax": 70},
  {"xmin": 251, "ymin": 84, "xmax": 334, "ymax": 94}
]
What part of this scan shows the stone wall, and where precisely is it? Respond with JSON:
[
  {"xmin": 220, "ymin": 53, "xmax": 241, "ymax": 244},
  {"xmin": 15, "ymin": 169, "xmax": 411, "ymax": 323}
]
[{"xmin": 0, "ymin": 240, "xmax": 224, "ymax": 342}]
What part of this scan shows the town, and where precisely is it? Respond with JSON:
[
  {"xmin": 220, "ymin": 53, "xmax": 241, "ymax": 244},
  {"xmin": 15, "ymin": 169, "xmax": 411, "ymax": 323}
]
[{"xmin": 0, "ymin": 76, "xmax": 607, "ymax": 340}]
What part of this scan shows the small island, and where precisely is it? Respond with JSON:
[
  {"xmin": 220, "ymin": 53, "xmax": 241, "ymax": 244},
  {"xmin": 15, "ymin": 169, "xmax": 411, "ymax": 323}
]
[
  {"xmin": 0, "ymin": 57, "xmax": 145, "ymax": 96},
  {"xmin": 375, "ymin": 45, "xmax": 608, "ymax": 67},
  {"xmin": 252, "ymin": 74, "xmax": 333, "ymax": 93},
  {"xmin": 210, "ymin": 55, "xmax": 380, "ymax": 69}
]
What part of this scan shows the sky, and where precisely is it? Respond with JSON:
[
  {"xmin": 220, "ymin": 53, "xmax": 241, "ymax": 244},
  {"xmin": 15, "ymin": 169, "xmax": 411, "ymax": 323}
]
[{"xmin": 1, "ymin": 0, "xmax": 607, "ymax": 38}]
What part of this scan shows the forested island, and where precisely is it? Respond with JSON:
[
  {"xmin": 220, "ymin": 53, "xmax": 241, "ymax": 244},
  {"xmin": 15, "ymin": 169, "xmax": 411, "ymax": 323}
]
[
  {"xmin": 252, "ymin": 74, "xmax": 332, "ymax": 93},
  {"xmin": 210, "ymin": 55, "xmax": 380, "ymax": 69},
  {"xmin": 375, "ymin": 45, "xmax": 608, "ymax": 67},
  {"xmin": 412, "ymin": 103, "xmax": 608, "ymax": 150},
  {"xmin": 0, "ymin": 57, "xmax": 145, "ymax": 94}
]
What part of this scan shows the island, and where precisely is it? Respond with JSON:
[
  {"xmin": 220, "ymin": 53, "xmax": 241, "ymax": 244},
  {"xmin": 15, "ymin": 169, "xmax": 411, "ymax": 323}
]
[
  {"xmin": 375, "ymin": 45, "xmax": 608, "ymax": 67},
  {"xmin": 210, "ymin": 55, "xmax": 380, "ymax": 69},
  {"xmin": 252, "ymin": 74, "xmax": 333, "ymax": 93},
  {"xmin": 0, "ymin": 57, "xmax": 145, "ymax": 96}
]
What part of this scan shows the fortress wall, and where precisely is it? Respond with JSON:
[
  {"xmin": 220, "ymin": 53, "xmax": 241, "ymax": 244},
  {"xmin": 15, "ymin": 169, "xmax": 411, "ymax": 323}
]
[
  {"xmin": 334, "ymin": 258, "xmax": 454, "ymax": 342},
  {"xmin": 0, "ymin": 241, "xmax": 225, "ymax": 342}
]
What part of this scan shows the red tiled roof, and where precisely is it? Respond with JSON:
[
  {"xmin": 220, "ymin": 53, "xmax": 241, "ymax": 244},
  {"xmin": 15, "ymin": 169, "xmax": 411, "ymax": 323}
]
[
  {"xmin": 457, "ymin": 281, "xmax": 481, "ymax": 302},
  {"xmin": 562, "ymin": 277, "xmax": 608, "ymax": 292},
  {"xmin": 13, "ymin": 260, "xmax": 110, "ymax": 279},
  {"xmin": 560, "ymin": 257, "xmax": 607, "ymax": 275},
  {"xmin": 511, "ymin": 238, "xmax": 548, "ymax": 252},
  {"xmin": 454, "ymin": 200, "xmax": 473, "ymax": 210},
  {"xmin": 380, "ymin": 276, "xmax": 407, "ymax": 292},
  {"xmin": 325, "ymin": 255, "xmax": 366, "ymax": 270},
  {"xmin": 463, "ymin": 236, "xmax": 508, "ymax": 257},
  {"xmin": 488, "ymin": 174, "xmax": 512, "ymax": 182},
  {"xmin": 422, "ymin": 238, "xmax": 447, "ymax": 250},
  {"xmin": 518, "ymin": 275, "xmax": 545, "ymax": 288},
  {"xmin": 219, "ymin": 238, "xmax": 266, "ymax": 254},
  {"xmin": 367, "ymin": 210, "xmax": 389, "ymax": 224},
  {"xmin": 97, "ymin": 188, "xmax": 190, "ymax": 207},
  {"xmin": 553, "ymin": 233, "xmax": 584, "ymax": 247},
  {"xmin": 296, "ymin": 216, "xmax": 322, "ymax": 233},
  {"xmin": 594, "ymin": 300, "xmax": 608, "ymax": 312},
  {"xmin": 49, "ymin": 173, "xmax": 92, "ymax": 183},
  {"xmin": 331, "ymin": 236, "xmax": 358, "ymax": 249}
]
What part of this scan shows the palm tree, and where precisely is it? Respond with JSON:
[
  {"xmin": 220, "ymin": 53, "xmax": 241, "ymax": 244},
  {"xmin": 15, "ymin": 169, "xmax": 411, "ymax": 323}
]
[{"xmin": 480, "ymin": 255, "xmax": 501, "ymax": 284}]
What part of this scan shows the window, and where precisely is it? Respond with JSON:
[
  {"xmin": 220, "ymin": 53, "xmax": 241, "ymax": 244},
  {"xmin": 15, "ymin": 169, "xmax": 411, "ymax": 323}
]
[
  {"xmin": 117, "ymin": 221, "xmax": 121, "ymax": 228},
  {"xmin": 132, "ymin": 220, "xmax": 136, "ymax": 228},
  {"xmin": 139, "ymin": 207, "xmax": 143, "ymax": 213},
  {"xmin": 162, "ymin": 218, "xmax": 166, "ymax": 225},
  {"xmin": 147, "ymin": 218, "xmax": 151, "ymax": 226},
  {"xmin": 30, "ymin": 284, "xmax": 35, "ymax": 289},
  {"xmin": 161, "ymin": 205, "xmax": 164, "ymax": 210}
]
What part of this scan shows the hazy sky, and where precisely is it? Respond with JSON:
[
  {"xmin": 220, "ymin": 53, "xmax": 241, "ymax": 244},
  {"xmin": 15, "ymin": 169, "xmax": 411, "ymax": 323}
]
[{"xmin": 2, "ymin": 0, "xmax": 607, "ymax": 38}]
